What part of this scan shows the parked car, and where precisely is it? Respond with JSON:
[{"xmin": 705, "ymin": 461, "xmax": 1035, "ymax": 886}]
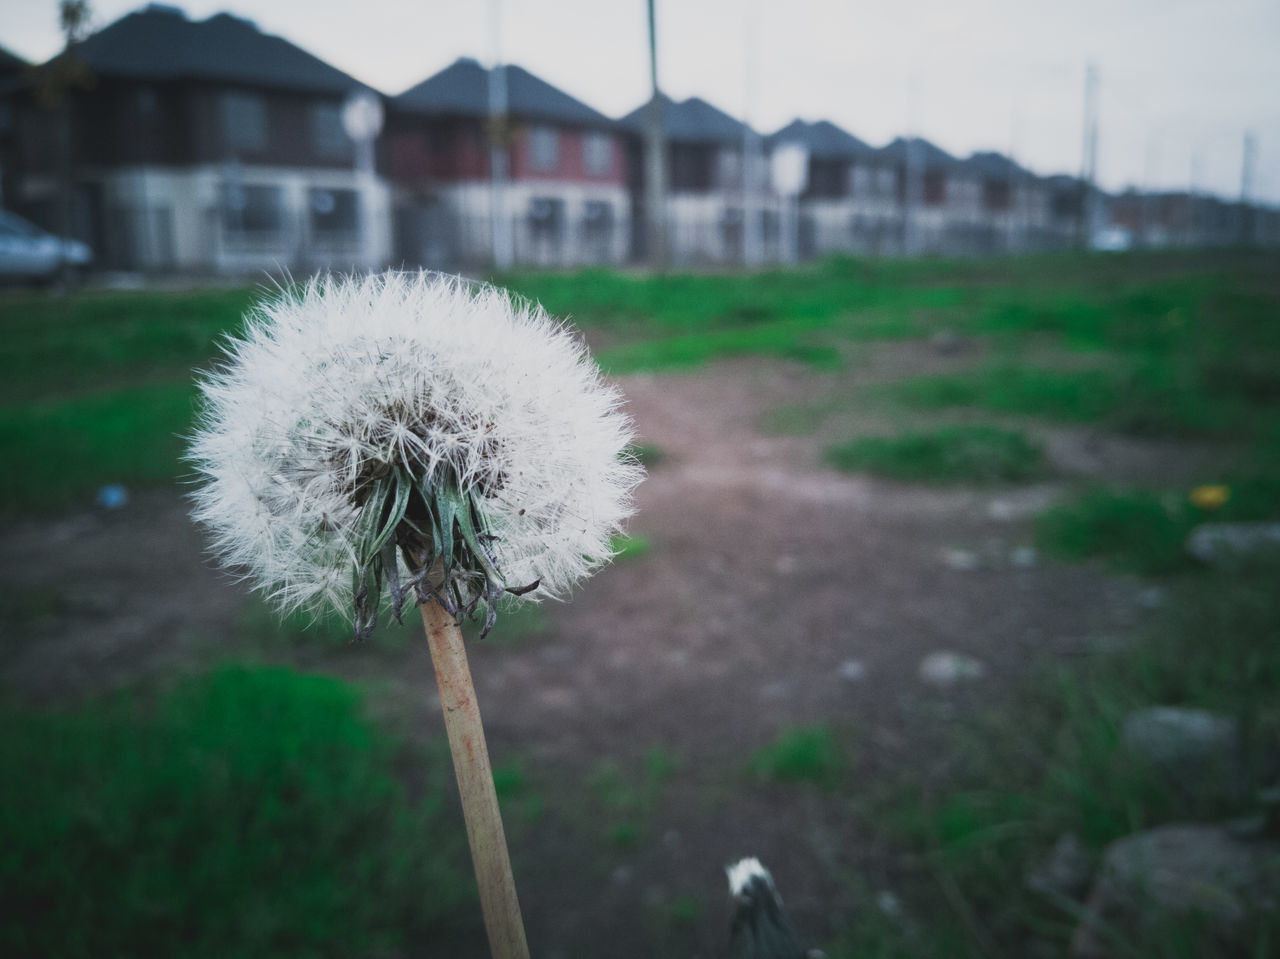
[{"xmin": 0, "ymin": 210, "xmax": 93, "ymax": 283}]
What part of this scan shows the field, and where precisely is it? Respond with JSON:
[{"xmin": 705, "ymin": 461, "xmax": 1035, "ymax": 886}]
[{"xmin": 2, "ymin": 252, "xmax": 1279, "ymax": 957}]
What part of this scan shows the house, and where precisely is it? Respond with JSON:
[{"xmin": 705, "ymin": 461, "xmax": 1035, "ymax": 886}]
[
  {"xmin": 0, "ymin": 44, "xmax": 29, "ymax": 209},
  {"xmin": 875, "ymin": 136, "xmax": 976, "ymax": 255},
  {"xmin": 959, "ymin": 151, "xmax": 1055, "ymax": 253},
  {"xmin": 621, "ymin": 94, "xmax": 769, "ymax": 264},
  {"xmin": 388, "ymin": 57, "xmax": 629, "ymax": 269},
  {"xmin": 1, "ymin": 4, "xmax": 391, "ymax": 273},
  {"xmin": 766, "ymin": 118, "xmax": 901, "ymax": 256}
]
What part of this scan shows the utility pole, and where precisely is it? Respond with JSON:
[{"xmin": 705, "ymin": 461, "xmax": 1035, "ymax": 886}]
[
  {"xmin": 1189, "ymin": 148, "xmax": 1203, "ymax": 247},
  {"xmin": 903, "ymin": 74, "xmax": 921, "ymax": 256},
  {"xmin": 488, "ymin": 0, "xmax": 513, "ymax": 269},
  {"xmin": 38, "ymin": 1, "xmax": 94, "ymax": 282},
  {"xmin": 1007, "ymin": 100, "xmax": 1023, "ymax": 253},
  {"xmin": 1078, "ymin": 61, "xmax": 1099, "ymax": 249},
  {"xmin": 1240, "ymin": 130, "xmax": 1257, "ymax": 247},
  {"xmin": 644, "ymin": 0, "xmax": 668, "ymax": 269},
  {"xmin": 741, "ymin": 0, "xmax": 763, "ymax": 267}
]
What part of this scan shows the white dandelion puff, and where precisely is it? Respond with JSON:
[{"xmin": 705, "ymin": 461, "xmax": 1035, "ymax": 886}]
[{"xmin": 188, "ymin": 271, "xmax": 643, "ymax": 639}]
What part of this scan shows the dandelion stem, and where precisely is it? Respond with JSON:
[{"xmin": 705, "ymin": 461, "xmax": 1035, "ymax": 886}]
[{"xmin": 420, "ymin": 597, "xmax": 530, "ymax": 959}]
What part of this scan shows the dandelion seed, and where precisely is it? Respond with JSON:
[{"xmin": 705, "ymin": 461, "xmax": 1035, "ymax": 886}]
[{"xmin": 188, "ymin": 271, "xmax": 643, "ymax": 639}]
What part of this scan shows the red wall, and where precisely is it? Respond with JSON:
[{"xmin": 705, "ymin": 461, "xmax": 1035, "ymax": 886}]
[
  {"xmin": 387, "ymin": 117, "xmax": 625, "ymax": 186},
  {"xmin": 510, "ymin": 125, "xmax": 625, "ymax": 185}
]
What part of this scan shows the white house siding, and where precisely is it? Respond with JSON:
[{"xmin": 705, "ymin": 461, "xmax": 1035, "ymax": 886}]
[
  {"xmin": 89, "ymin": 164, "xmax": 392, "ymax": 273},
  {"xmin": 426, "ymin": 180, "xmax": 630, "ymax": 268},
  {"xmin": 665, "ymin": 192, "xmax": 784, "ymax": 265}
]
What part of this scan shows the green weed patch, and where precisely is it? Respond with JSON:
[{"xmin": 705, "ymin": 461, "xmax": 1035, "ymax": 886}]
[
  {"xmin": 0, "ymin": 665, "xmax": 468, "ymax": 957},
  {"xmin": 748, "ymin": 724, "xmax": 846, "ymax": 789},
  {"xmin": 824, "ymin": 426, "xmax": 1043, "ymax": 484},
  {"xmin": 836, "ymin": 558, "xmax": 1280, "ymax": 957},
  {"xmin": 1036, "ymin": 478, "xmax": 1280, "ymax": 574}
]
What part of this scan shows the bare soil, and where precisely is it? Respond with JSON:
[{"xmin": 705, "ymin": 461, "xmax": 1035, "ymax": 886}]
[{"xmin": 0, "ymin": 349, "xmax": 1205, "ymax": 957}]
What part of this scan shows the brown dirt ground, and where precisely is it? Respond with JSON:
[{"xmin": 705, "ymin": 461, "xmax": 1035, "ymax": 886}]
[{"xmin": 0, "ymin": 347, "xmax": 1214, "ymax": 957}]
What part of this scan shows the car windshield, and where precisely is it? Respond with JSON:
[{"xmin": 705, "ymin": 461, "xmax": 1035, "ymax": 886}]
[{"xmin": 0, "ymin": 212, "xmax": 50, "ymax": 239}]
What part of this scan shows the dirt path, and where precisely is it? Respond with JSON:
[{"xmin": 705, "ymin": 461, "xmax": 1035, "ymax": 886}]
[{"xmin": 0, "ymin": 356, "xmax": 1178, "ymax": 956}]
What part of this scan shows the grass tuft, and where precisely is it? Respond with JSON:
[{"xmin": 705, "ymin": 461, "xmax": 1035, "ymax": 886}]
[
  {"xmin": 1036, "ymin": 477, "xmax": 1280, "ymax": 574},
  {"xmin": 748, "ymin": 723, "xmax": 846, "ymax": 789},
  {"xmin": 834, "ymin": 556, "xmax": 1280, "ymax": 957},
  {"xmin": 824, "ymin": 426, "xmax": 1043, "ymax": 484},
  {"xmin": 0, "ymin": 664, "xmax": 469, "ymax": 957}
]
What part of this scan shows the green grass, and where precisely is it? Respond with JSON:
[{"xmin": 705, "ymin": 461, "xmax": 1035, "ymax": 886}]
[
  {"xmin": 1036, "ymin": 476, "xmax": 1280, "ymax": 574},
  {"xmin": 828, "ymin": 557, "xmax": 1280, "ymax": 958},
  {"xmin": 585, "ymin": 746, "xmax": 680, "ymax": 848},
  {"xmin": 890, "ymin": 362, "xmax": 1237, "ymax": 437},
  {"xmin": 4, "ymin": 252, "xmax": 1280, "ymax": 514},
  {"xmin": 748, "ymin": 723, "xmax": 846, "ymax": 789},
  {"xmin": 0, "ymin": 287, "xmax": 256, "ymax": 406},
  {"xmin": 824, "ymin": 426, "xmax": 1043, "ymax": 484},
  {"xmin": 610, "ymin": 532, "xmax": 652, "ymax": 561},
  {"xmin": 623, "ymin": 441, "xmax": 665, "ymax": 467},
  {"xmin": 0, "ymin": 664, "xmax": 469, "ymax": 957},
  {"xmin": 0, "ymin": 381, "xmax": 199, "ymax": 512}
]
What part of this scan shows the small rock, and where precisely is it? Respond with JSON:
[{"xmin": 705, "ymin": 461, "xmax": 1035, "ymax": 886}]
[
  {"xmin": 775, "ymin": 554, "xmax": 799, "ymax": 575},
  {"xmin": 930, "ymin": 329, "xmax": 967, "ymax": 354},
  {"xmin": 875, "ymin": 889, "xmax": 903, "ymax": 916},
  {"xmin": 941, "ymin": 547, "xmax": 981, "ymax": 571},
  {"xmin": 612, "ymin": 865, "xmax": 633, "ymax": 885},
  {"xmin": 919, "ymin": 651, "xmax": 986, "ymax": 686},
  {"xmin": 837, "ymin": 659, "xmax": 867, "ymax": 682},
  {"xmin": 1026, "ymin": 833, "xmax": 1093, "ymax": 901},
  {"xmin": 759, "ymin": 680, "xmax": 790, "ymax": 700},
  {"xmin": 1010, "ymin": 546, "xmax": 1038, "ymax": 568},
  {"xmin": 1121, "ymin": 706, "xmax": 1238, "ymax": 770},
  {"xmin": 1187, "ymin": 522, "xmax": 1280, "ymax": 563},
  {"xmin": 1071, "ymin": 823, "xmax": 1280, "ymax": 959},
  {"xmin": 1136, "ymin": 586, "xmax": 1167, "ymax": 609}
]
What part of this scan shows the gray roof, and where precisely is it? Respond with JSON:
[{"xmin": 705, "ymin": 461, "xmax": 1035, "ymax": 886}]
[
  {"xmin": 767, "ymin": 119, "xmax": 873, "ymax": 160},
  {"xmin": 963, "ymin": 150, "xmax": 1033, "ymax": 179},
  {"xmin": 395, "ymin": 58, "xmax": 611, "ymax": 127},
  {"xmin": 0, "ymin": 44, "xmax": 28, "ymax": 73},
  {"xmin": 877, "ymin": 136, "xmax": 957, "ymax": 170},
  {"xmin": 69, "ymin": 4, "xmax": 368, "ymax": 95},
  {"xmin": 619, "ymin": 94, "xmax": 752, "ymax": 143}
]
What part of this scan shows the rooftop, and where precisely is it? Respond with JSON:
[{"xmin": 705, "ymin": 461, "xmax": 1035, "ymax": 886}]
[
  {"xmin": 620, "ymin": 94, "xmax": 753, "ymax": 143},
  {"xmin": 66, "ymin": 4, "xmax": 368, "ymax": 95},
  {"xmin": 768, "ymin": 118, "xmax": 874, "ymax": 160},
  {"xmin": 395, "ymin": 57, "xmax": 611, "ymax": 127}
]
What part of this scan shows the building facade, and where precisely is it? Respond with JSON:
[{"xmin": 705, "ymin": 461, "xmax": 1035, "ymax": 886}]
[
  {"xmin": 2, "ymin": 5, "xmax": 390, "ymax": 274},
  {"xmin": 388, "ymin": 58, "xmax": 629, "ymax": 271}
]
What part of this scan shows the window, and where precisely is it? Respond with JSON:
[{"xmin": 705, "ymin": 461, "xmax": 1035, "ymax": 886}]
[
  {"xmin": 528, "ymin": 126, "xmax": 560, "ymax": 172},
  {"xmin": 223, "ymin": 182, "xmax": 283, "ymax": 235},
  {"xmin": 136, "ymin": 86, "xmax": 158, "ymax": 115},
  {"xmin": 311, "ymin": 103, "xmax": 350, "ymax": 159},
  {"xmin": 808, "ymin": 159, "xmax": 846, "ymax": 198},
  {"xmin": 923, "ymin": 170, "xmax": 947, "ymax": 206},
  {"xmin": 583, "ymin": 133, "xmax": 612, "ymax": 176},
  {"xmin": 716, "ymin": 149, "xmax": 742, "ymax": 190},
  {"xmin": 309, "ymin": 188, "xmax": 358, "ymax": 236},
  {"xmin": 528, "ymin": 197, "xmax": 564, "ymax": 239},
  {"xmin": 850, "ymin": 166, "xmax": 872, "ymax": 198},
  {"xmin": 221, "ymin": 92, "xmax": 267, "ymax": 153},
  {"xmin": 583, "ymin": 200, "xmax": 612, "ymax": 238},
  {"xmin": 671, "ymin": 145, "xmax": 713, "ymax": 191}
]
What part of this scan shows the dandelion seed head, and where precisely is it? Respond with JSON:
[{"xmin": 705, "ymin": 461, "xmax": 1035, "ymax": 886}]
[{"xmin": 188, "ymin": 271, "xmax": 643, "ymax": 636}]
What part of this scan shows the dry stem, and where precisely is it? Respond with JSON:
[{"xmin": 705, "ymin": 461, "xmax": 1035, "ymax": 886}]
[{"xmin": 420, "ymin": 599, "xmax": 530, "ymax": 959}]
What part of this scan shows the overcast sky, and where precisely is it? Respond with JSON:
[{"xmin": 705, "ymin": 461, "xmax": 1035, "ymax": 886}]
[{"xmin": 8, "ymin": 0, "xmax": 1280, "ymax": 202}]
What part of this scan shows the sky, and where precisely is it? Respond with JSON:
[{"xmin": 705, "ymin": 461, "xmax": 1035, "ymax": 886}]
[{"xmin": 7, "ymin": 0, "xmax": 1280, "ymax": 203}]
